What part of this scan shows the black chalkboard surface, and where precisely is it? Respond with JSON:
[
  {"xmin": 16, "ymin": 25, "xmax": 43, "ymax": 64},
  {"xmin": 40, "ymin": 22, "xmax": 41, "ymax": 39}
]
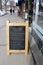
[{"xmin": 9, "ymin": 26, "xmax": 25, "ymax": 50}]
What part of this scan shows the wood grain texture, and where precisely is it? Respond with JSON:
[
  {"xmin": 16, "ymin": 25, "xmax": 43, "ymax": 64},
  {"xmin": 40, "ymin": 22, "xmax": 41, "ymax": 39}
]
[{"xmin": 6, "ymin": 21, "xmax": 29, "ymax": 55}]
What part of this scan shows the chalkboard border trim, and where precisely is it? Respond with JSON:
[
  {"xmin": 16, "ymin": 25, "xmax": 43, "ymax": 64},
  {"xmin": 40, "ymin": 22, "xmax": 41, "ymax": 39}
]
[{"xmin": 6, "ymin": 21, "xmax": 29, "ymax": 55}]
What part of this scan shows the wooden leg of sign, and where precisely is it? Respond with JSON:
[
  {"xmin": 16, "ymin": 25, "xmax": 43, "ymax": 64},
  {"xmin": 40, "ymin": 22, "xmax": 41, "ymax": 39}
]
[
  {"xmin": 6, "ymin": 21, "xmax": 10, "ymax": 55},
  {"xmin": 25, "ymin": 21, "xmax": 28, "ymax": 55},
  {"xmin": 7, "ymin": 51, "xmax": 9, "ymax": 55},
  {"xmin": 7, "ymin": 52, "xmax": 11, "ymax": 55},
  {"xmin": 25, "ymin": 50, "xmax": 28, "ymax": 55}
]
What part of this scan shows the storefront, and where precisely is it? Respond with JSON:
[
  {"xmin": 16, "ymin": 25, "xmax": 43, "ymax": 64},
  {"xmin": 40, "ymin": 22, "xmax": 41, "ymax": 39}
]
[{"xmin": 32, "ymin": 0, "xmax": 43, "ymax": 54}]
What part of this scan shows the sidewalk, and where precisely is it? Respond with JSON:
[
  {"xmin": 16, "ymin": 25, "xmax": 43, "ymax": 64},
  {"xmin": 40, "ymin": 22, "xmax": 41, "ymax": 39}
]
[{"xmin": 0, "ymin": 13, "xmax": 34, "ymax": 65}]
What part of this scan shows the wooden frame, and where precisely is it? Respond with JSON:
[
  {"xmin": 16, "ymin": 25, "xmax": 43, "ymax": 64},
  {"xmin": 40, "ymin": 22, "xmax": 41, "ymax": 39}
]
[{"xmin": 6, "ymin": 21, "xmax": 28, "ymax": 55}]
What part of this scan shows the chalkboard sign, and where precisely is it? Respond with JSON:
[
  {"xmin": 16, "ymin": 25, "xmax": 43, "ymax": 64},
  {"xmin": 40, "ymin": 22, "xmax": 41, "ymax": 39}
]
[{"xmin": 6, "ymin": 21, "xmax": 28, "ymax": 55}]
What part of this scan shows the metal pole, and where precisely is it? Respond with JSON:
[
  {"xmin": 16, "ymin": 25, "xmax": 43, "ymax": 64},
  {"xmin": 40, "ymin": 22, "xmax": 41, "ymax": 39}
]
[{"xmin": 35, "ymin": 0, "xmax": 39, "ymax": 23}]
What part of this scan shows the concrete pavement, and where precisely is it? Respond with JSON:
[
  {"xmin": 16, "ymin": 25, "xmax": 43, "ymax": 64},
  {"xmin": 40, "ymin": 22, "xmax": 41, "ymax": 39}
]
[{"xmin": 0, "ymin": 13, "xmax": 34, "ymax": 65}]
